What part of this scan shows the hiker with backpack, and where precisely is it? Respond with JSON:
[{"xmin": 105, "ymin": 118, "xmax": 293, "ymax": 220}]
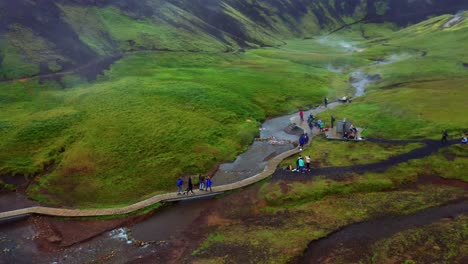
[{"xmin": 298, "ymin": 156, "xmax": 305, "ymax": 173}]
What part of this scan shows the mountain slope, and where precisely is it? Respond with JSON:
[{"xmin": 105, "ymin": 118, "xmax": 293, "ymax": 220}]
[{"xmin": 1, "ymin": 0, "xmax": 466, "ymax": 80}]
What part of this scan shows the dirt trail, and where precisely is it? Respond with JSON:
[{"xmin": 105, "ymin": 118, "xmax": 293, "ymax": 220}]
[
  {"xmin": 272, "ymin": 139, "xmax": 462, "ymax": 181},
  {"xmin": 298, "ymin": 199, "xmax": 468, "ymax": 264}
]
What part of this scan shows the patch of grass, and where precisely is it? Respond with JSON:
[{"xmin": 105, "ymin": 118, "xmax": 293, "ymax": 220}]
[
  {"xmin": 361, "ymin": 215, "xmax": 468, "ymax": 264},
  {"xmin": 193, "ymin": 184, "xmax": 466, "ymax": 263},
  {"xmin": 397, "ymin": 144, "xmax": 468, "ymax": 182},
  {"xmin": 280, "ymin": 137, "xmax": 423, "ymax": 168}
]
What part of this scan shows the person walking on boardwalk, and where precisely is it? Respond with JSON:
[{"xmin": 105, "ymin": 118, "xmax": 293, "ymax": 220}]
[
  {"xmin": 185, "ymin": 176, "xmax": 194, "ymax": 195},
  {"xmin": 299, "ymin": 134, "xmax": 306, "ymax": 150},
  {"xmin": 205, "ymin": 176, "xmax": 213, "ymax": 192},
  {"xmin": 324, "ymin": 97, "xmax": 328, "ymax": 107},
  {"xmin": 177, "ymin": 177, "xmax": 184, "ymax": 195},
  {"xmin": 198, "ymin": 174, "xmax": 205, "ymax": 190},
  {"xmin": 299, "ymin": 110, "xmax": 304, "ymax": 122},
  {"xmin": 305, "ymin": 155, "xmax": 311, "ymax": 171},
  {"xmin": 441, "ymin": 130, "xmax": 449, "ymax": 143},
  {"xmin": 331, "ymin": 116, "xmax": 336, "ymax": 128}
]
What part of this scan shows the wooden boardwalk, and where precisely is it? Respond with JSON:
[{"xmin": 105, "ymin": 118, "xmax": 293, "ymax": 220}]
[{"xmin": 0, "ymin": 108, "xmax": 334, "ymax": 220}]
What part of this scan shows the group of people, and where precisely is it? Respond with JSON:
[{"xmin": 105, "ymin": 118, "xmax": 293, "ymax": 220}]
[
  {"xmin": 306, "ymin": 113, "xmax": 328, "ymax": 133},
  {"xmin": 286, "ymin": 154, "xmax": 311, "ymax": 173},
  {"xmin": 177, "ymin": 174, "xmax": 213, "ymax": 195},
  {"xmin": 343, "ymin": 125, "xmax": 359, "ymax": 140}
]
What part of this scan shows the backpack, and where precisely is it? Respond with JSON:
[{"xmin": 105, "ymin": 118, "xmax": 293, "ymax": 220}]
[{"xmin": 177, "ymin": 179, "xmax": 183, "ymax": 186}]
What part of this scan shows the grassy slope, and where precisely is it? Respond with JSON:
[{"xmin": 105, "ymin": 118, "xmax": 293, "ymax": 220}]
[{"xmin": 1, "ymin": 43, "xmax": 350, "ymax": 206}]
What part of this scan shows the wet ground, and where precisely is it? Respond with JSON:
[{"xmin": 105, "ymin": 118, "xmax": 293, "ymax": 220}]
[
  {"xmin": 0, "ymin": 198, "xmax": 219, "ymax": 264},
  {"xmin": 0, "ymin": 192, "xmax": 39, "ymax": 212}
]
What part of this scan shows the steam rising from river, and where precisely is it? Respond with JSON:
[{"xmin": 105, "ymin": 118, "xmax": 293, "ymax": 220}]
[
  {"xmin": 317, "ymin": 36, "xmax": 364, "ymax": 53},
  {"xmin": 444, "ymin": 10, "xmax": 465, "ymax": 28}
]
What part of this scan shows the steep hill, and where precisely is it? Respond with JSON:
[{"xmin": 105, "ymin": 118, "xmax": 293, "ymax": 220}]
[{"xmin": 1, "ymin": 0, "xmax": 467, "ymax": 80}]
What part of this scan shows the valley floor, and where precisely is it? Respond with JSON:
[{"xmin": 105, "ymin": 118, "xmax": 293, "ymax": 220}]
[{"xmin": 1, "ymin": 12, "xmax": 468, "ymax": 264}]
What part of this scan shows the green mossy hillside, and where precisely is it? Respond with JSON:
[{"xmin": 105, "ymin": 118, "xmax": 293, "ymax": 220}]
[{"xmin": 1, "ymin": 46, "xmax": 346, "ymax": 207}]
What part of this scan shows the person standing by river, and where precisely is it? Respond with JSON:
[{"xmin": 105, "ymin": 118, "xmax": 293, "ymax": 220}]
[
  {"xmin": 324, "ymin": 97, "xmax": 328, "ymax": 107},
  {"xmin": 331, "ymin": 116, "xmax": 336, "ymax": 128},
  {"xmin": 441, "ymin": 130, "xmax": 449, "ymax": 143},
  {"xmin": 305, "ymin": 155, "xmax": 311, "ymax": 171},
  {"xmin": 299, "ymin": 110, "xmax": 304, "ymax": 122}
]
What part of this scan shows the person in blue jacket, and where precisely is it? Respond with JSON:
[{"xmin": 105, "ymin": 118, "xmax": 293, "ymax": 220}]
[
  {"xmin": 299, "ymin": 134, "xmax": 306, "ymax": 150},
  {"xmin": 205, "ymin": 176, "xmax": 213, "ymax": 192},
  {"xmin": 177, "ymin": 177, "xmax": 184, "ymax": 195}
]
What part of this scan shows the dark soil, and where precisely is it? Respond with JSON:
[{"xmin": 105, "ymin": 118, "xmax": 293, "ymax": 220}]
[
  {"xmin": 297, "ymin": 199, "xmax": 468, "ymax": 264},
  {"xmin": 272, "ymin": 139, "xmax": 462, "ymax": 181},
  {"xmin": 409, "ymin": 174, "xmax": 468, "ymax": 190}
]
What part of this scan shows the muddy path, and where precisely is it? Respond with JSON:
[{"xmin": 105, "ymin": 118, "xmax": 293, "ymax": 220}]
[
  {"xmin": 297, "ymin": 198, "xmax": 468, "ymax": 264},
  {"xmin": 272, "ymin": 139, "xmax": 463, "ymax": 181}
]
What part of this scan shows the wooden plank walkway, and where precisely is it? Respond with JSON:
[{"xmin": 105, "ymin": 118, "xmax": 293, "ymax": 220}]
[{"xmin": 0, "ymin": 108, "xmax": 334, "ymax": 220}]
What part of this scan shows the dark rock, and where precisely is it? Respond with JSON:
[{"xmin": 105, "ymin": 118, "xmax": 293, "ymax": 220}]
[{"xmin": 463, "ymin": 63, "xmax": 468, "ymax": 68}]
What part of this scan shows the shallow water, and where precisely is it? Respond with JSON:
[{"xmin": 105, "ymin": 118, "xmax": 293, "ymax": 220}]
[
  {"xmin": 0, "ymin": 192, "xmax": 39, "ymax": 213},
  {"xmin": 131, "ymin": 199, "xmax": 215, "ymax": 243}
]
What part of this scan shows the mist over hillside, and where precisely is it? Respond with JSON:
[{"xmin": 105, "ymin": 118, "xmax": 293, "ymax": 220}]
[{"xmin": 1, "ymin": 0, "xmax": 467, "ymax": 80}]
